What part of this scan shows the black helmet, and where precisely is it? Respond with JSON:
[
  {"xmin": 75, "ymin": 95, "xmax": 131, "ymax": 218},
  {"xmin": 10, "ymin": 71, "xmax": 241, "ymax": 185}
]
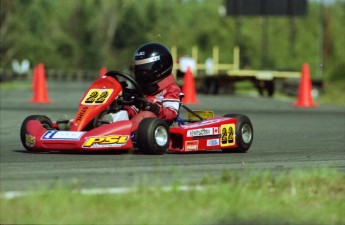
[{"xmin": 132, "ymin": 43, "xmax": 173, "ymax": 92}]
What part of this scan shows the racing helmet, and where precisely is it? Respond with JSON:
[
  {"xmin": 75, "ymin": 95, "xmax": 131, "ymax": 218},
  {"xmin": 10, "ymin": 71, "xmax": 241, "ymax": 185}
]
[{"xmin": 132, "ymin": 42, "xmax": 173, "ymax": 95}]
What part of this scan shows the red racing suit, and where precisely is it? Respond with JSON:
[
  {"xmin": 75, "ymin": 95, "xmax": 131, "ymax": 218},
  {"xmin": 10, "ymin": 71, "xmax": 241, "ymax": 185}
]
[
  {"xmin": 125, "ymin": 83, "xmax": 181, "ymax": 122},
  {"xmin": 123, "ymin": 74, "xmax": 181, "ymax": 132}
]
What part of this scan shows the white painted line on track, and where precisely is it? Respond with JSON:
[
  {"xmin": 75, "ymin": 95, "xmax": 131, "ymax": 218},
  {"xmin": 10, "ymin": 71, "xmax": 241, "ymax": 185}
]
[
  {"xmin": 3, "ymin": 191, "xmax": 26, "ymax": 199},
  {"xmin": 2, "ymin": 185, "xmax": 205, "ymax": 200}
]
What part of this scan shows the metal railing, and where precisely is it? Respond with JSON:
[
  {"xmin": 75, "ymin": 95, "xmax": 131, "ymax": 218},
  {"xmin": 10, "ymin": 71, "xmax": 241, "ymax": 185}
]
[{"xmin": 171, "ymin": 46, "xmax": 300, "ymax": 80}]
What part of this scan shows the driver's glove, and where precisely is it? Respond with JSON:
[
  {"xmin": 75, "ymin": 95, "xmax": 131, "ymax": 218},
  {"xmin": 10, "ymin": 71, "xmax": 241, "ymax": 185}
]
[
  {"xmin": 109, "ymin": 100, "xmax": 123, "ymax": 113},
  {"xmin": 135, "ymin": 98, "xmax": 160, "ymax": 115}
]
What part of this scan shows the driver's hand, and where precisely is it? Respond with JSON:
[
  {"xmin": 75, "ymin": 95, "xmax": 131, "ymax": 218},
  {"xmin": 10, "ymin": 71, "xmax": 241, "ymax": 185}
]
[
  {"xmin": 135, "ymin": 97, "xmax": 160, "ymax": 115},
  {"xmin": 109, "ymin": 100, "xmax": 123, "ymax": 113}
]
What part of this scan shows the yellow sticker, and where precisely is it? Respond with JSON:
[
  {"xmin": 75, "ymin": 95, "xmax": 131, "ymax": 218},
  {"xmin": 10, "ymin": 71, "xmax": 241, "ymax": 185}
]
[
  {"xmin": 25, "ymin": 134, "xmax": 36, "ymax": 147},
  {"xmin": 81, "ymin": 89, "xmax": 113, "ymax": 105},
  {"xmin": 220, "ymin": 124, "xmax": 235, "ymax": 147},
  {"xmin": 83, "ymin": 135, "xmax": 129, "ymax": 148}
]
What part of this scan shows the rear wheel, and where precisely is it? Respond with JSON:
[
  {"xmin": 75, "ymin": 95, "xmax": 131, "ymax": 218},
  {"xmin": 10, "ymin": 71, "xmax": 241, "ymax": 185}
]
[
  {"xmin": 221, "ymin": 114, "xmax": 253, "ymax": 153},
  {"xmin": 20, "ymin": 115, "xmax": 53, "ymax": 151},
  {"xmin": 136, "ymin": 118, "xmax": 170, "ymax": 155}
]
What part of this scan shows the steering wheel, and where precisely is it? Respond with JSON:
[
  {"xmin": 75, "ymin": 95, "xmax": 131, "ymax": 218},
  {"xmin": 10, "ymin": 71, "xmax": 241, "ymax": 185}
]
[{"xmin": 105, "ymin": 70, "xmax": 144, "ymax": 105}]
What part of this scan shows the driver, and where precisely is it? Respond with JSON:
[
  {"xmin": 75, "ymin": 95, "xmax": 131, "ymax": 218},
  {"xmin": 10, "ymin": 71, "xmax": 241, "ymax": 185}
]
[{"xmin": 124, "ymin": 42, "xmax": 181, "ymax": 132}]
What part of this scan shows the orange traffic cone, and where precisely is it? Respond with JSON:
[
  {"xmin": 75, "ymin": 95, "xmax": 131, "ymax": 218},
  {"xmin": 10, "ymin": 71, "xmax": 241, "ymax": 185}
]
[
  {"xmin": 30, "ymin": 63, "xmax": 51, "ymax": 104},
  {"xmin": 292, "ymin": 63, "xmax": 317, "ymax": 108},
  {"xmin": 182, "ymin": 66, "xmax": 198, "ymax": 104},
  {"xmin": 99, "ymin": 66, "xmax": 108, "ymax": 78}
]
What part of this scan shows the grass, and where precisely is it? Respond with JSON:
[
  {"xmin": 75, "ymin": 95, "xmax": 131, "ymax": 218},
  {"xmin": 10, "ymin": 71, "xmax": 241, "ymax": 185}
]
[
  {"xmin": 0, "ymin": 80, "xmax": 31, "ymax": 90},
  {"xmin": 318, "ymin": 81, "xmax": 345, "ymax": 107},
  {"xmin": 1, "ymin": 169, "xmax": 344, "ymax": 225}
]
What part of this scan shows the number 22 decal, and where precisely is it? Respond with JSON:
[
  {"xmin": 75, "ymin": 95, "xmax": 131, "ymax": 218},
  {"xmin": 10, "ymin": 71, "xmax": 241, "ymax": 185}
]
[
  {"xmin": 220, "ymin": 124, "xmax": 235, "ymax": 147},
  {"xmin": 82, "ymin": 89, "xmax": 113, "ymax": 105}
]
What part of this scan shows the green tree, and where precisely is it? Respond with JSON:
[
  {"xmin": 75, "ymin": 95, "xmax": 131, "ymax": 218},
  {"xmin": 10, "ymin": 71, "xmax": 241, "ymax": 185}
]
[{"xmin": 1, "ymin": 0, "xmax": 344, "ymax": 80}]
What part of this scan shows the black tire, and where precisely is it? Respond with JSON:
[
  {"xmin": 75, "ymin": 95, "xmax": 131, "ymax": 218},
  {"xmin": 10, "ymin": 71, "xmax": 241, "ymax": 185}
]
[
  {"xmin": 20, "ymin": 115, "xmax": 54, "ymax": 151},
  {"xmin": 221, "ymin": 114, "xmax": 253, "ymax": 153},
  {"xmin": 136, "ymin": 118, "xmax": 170, "ymax": 155}
]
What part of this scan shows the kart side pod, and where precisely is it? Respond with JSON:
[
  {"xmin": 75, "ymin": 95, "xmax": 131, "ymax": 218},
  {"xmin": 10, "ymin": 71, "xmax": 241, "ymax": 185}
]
[{"xmin": 169, "ymin": 114, "xmax": 253, "ymax": 153}]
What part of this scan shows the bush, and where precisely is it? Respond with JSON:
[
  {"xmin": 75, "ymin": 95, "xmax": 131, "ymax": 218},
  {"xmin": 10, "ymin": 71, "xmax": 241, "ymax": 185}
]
[{"xmin": 329, "ymin": 63, "xmax": 345, "ymax": 81}]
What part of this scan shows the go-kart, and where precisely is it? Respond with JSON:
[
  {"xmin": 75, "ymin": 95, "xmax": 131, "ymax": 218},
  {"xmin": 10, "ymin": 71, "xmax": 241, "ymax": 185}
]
[{"xmin": 20, "ymin": 71, "xmax": 253, "ymax": 154}]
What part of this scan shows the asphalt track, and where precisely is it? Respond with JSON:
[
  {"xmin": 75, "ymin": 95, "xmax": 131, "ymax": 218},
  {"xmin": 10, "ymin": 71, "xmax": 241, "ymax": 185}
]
[{"xmin": 1, "ymin": 81, "xmax": 344, "ymax": 192}]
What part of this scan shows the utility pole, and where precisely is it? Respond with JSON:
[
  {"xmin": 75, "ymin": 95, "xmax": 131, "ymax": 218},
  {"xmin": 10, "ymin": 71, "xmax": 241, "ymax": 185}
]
[{"xmin": 317, "ymin": 0, "xmax": 325, "ymax": 79}]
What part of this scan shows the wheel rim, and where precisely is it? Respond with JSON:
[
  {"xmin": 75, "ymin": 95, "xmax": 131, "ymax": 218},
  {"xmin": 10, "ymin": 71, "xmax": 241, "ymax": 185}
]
[
  {"xmin": 241, "ymin": 124, "xmax": 252, "ymax": 144},
  {"xmin": 155, "ymin": 126, "xmax": 168, "ymax": 146}
]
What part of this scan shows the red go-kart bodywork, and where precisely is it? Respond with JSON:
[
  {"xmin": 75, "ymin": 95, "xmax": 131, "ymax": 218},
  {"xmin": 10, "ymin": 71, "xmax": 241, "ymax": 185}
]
[{"xmin": 21, "ymin": 71, "xmax": 253, "ymax": 154}]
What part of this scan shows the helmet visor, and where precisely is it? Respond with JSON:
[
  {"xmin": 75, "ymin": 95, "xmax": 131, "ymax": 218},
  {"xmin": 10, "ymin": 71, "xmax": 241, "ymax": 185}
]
[
  {"xmin": 133, "ymin": 55, "xmax": 161, "ymax": 84},
  {"xmin": 133, "ymin": 63, "xmax": 154, "ymax": 84}
]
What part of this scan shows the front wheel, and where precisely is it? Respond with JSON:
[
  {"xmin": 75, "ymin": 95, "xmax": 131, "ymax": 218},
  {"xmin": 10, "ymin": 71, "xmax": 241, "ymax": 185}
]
[
  {"xmin": 136, "ymin": 118, "xmax": 170, "ymax": 155},
  {"xmin": 221, "ymin": 114, "xmax": 253, "ymax": 153},
  {"xmin": 20, "ymin": 115, "xmax": 53, "ymax": 151}
]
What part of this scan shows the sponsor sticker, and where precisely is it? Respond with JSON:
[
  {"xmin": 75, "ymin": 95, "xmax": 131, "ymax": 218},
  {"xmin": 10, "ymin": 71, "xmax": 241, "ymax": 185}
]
[
  {"xmin": 75, "ymin": 106, "xmax": 88, "ymax": 123},
  {"xmin": 83, "ymin": 135, "xmax": 129, "ymax": 148},
  {"xmin": 220, "ymin": 124, "xmax": 236, "ymax": 147},
  {"xmin": 185, "ymin": 140, "xmax": 199, "ymax": 151},
  {"xmin": 207, "ymin": 139, "xmax": 219, "ymax": 147},
  {"xmin": 134, "ymin": 56, "xmax": 160, "ymax": 65},
  {"xmin": 81, "ymin": 89, "xmax": 113, "ymax": 105},
  {"xmin": 42, "ymin": 131, "xmax": 85, "ymax": 140},
  {"xmin": 214, "ymin": 127, "xmax": 219, "ymax": 134},
  {"xmin": 181, "ymin": 118, "xmax": 229, "ymax": 128},
  {"xmin": 25, "ymin": 134, "xmax": 36, "ymax": 147},
  {"xmin": 187, "ymin": 128, "xmax": 213, "ymax": 137}
]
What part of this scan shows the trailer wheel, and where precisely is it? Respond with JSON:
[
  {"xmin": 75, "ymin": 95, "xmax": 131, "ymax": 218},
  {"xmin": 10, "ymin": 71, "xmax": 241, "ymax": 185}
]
[
  {"xmin": 221, "ymin": 114, "xmax": 253, "ymax": 153},
  {"xmin": 20, "ymin": 115, "xmax": 54, "ymax": 151},
  {"xmin": 137, "ymin": 118, "xmax": 170, "ymax": 155}
]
